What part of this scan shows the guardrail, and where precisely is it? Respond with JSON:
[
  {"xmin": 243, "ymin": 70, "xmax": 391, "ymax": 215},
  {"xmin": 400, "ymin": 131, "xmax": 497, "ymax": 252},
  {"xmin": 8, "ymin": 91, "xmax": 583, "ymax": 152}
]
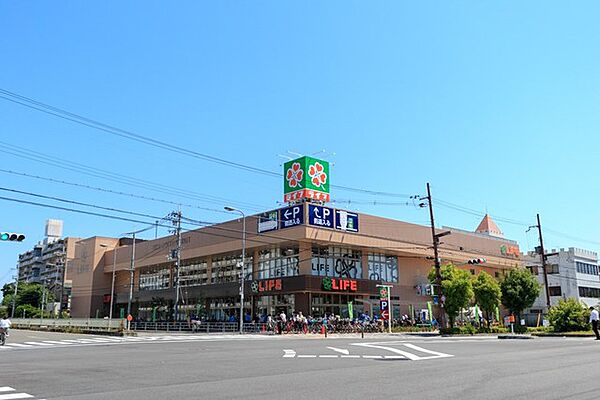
[
  {"xmin": 12, "ymin": 318, "xmax": 123, "ymax": 331},
  {"xmin": 130, "ymin": 321, "xmax": 264, "ymax": 333}
]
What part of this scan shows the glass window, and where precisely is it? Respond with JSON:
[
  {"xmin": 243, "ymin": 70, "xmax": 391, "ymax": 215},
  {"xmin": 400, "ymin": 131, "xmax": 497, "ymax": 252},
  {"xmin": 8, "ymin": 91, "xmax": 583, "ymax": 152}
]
[
  {"xmin": 311, "ymin": 246, "xmax": 362, "ymax": 279},
  {"xmin": 367, "ymin": 253, "xmax": 399, "ymax": 282},
  {"xmin": 576, "ymin": 261, "xmax": 599, "ymax": 276},
  {"xmin": 548, "ymin": 286, "xmax": 562, "ymax": 296},
  {"xmin": 257, "ymin": 247, "xmax": 300, "ymax": 279},
  {"xmin": 211, "ymin": 254, "xmax": 253, "ymax": 284},
  {"xmin": 139, "ymin": 266, "xmax": 170, "ymax": 291},
  {"xmin": 179, "ymin": 260, "xmax": 208, "ymax": 287},
  {"xmin": 579, "ymin": 286, "xmax": 600, "ymax": 298}
]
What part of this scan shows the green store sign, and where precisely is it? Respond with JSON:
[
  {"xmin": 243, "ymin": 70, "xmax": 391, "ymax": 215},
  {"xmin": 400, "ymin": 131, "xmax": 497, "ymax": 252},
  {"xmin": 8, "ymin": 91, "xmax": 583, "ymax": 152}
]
[{"xmin": 283, "ymin": 156, "xmax": 330, "ymax": 203}]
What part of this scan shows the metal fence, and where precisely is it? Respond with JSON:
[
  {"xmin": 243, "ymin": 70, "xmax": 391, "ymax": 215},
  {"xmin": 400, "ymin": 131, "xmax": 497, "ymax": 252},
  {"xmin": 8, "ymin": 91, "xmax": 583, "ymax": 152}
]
[
  {"xmin": 130, "ymin": 321, "xmax": 265, "ymax": 333},
  {"xmin": 12, "ymin": 318, "xmax": 122, "ymax": 331}
]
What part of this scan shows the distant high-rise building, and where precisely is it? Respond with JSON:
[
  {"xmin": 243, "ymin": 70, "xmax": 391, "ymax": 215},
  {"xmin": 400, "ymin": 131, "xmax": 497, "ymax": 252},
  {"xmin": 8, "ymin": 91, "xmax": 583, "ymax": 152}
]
[{"xmin": 17, "ymin": 220, "xmax": 80, "ymax": 311}]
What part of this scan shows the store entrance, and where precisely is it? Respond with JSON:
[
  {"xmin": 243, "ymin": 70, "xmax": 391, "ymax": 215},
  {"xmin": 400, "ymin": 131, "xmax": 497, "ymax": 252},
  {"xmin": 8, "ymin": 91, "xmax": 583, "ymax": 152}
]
[
  {"xmin": 254, "ymin": 294, "xmax": 295, "ymax": 319},
  {"xmin": 311, "ymin": 293, "xmax": 365, "ymax": 319}
]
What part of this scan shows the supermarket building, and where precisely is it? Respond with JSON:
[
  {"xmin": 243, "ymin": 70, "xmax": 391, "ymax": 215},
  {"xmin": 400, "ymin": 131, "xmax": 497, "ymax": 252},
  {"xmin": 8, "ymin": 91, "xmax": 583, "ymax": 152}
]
[
  {"xmin": 68, "ymin": 156, "xmax": 522, "ymax": 320},
  {"xmin": 69, "ymin": 206, "xmax": 522, "ymax": 320}
]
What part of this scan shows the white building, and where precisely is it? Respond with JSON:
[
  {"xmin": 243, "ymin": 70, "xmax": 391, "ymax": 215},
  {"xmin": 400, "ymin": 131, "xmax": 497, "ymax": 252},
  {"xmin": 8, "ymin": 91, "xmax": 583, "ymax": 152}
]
[{"xmin": 523, "ymin": 247, "xmax": 600, "ymax": 321}]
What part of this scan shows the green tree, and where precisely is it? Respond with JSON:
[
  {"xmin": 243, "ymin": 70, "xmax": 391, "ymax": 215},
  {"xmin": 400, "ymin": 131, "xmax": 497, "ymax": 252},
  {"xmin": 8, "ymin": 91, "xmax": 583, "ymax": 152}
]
[
  {"xmin": 1, "ymin": 282, "xmax": 54, "ymax": 310},
  {"xmin": 548, "ymin": 298, "xmax": 590, "ymax": 332},
  {"xmin": 500, "ymin": 267, "xmax": 540, "ymax": 320},
  {"xmin": 429, "ymin": 264, "xmax": 474, "ymax": 327},
  {"xmin": 472, "ymin": 271, "xmax": 502, "ymax": 327}
]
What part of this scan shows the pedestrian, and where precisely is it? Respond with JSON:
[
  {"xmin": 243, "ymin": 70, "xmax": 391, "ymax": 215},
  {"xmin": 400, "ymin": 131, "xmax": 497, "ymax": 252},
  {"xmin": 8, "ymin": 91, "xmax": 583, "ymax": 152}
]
[{"xmin": 590, "ymin": 307, "xmax": 600, "ymax": 340}]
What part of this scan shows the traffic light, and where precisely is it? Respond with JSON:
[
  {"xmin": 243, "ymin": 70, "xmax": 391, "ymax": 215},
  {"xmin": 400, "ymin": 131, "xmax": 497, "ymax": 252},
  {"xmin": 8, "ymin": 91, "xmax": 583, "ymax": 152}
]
[
  {"xmin": 0, "ymin": 232, "xmax": 25, "ymax": 242},
  {"xmin": 467, "ymin": 258, "xmax": 486, "ymax": 264}
]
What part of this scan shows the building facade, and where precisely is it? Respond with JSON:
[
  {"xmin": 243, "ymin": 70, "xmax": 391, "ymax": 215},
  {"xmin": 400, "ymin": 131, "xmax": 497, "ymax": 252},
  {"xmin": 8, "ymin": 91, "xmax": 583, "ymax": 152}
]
[
  {"xmin": 68, "ymin": 206, "xmax": 521, "ymax": 321},
  {"xmin": 524, "ymin": 247, "xmax": 600, "ymax": 322}
]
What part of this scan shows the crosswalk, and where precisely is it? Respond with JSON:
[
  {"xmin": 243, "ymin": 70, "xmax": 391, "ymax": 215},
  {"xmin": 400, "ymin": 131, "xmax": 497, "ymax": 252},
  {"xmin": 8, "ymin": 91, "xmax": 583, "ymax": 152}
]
[
  {"xmin": 0, "ymin": 334, "xmax": 269, "ymax": 351},
  {"xmin": 282, "ymin": 341, "xmax": 454, "ymax": 361},
  {"xmin": 0, "ymin": 386, "xmax": 42, "ymax": 399}
]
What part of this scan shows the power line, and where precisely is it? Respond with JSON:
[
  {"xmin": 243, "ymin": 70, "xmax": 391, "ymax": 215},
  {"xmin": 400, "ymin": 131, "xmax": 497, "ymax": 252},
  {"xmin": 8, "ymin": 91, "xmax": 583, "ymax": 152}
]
[
  {"xmin": 0, "ymin": 141, "xmax": 268, "ymax": 212},
  {"xmin": 0, "ymin": 88, "xmax": 412, "ymax": 198},
  {"xmin": 0, "ymin": 168, "xmax": 237, "ymax": 216}
]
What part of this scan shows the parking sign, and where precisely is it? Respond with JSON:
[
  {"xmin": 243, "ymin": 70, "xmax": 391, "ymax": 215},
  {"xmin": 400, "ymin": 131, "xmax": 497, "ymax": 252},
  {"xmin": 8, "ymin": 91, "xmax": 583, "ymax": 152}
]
[
  {"xmin": 279, "ymin": 205, "xmax": 304, "ymax": 229},
  {"xmin": 308, "ymin": 204, "xmax": 334, "ymax": 228}
]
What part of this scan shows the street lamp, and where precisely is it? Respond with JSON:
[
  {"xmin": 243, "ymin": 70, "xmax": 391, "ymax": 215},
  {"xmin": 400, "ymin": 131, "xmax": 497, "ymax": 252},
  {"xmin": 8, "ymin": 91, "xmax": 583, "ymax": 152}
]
[
  {"xmin": 100, "ymin": 244, "xmax": 118, "ymax": 328},
  {"xmin": 224, "ymin": 206, "xmax": 246, "ymax": 334}
]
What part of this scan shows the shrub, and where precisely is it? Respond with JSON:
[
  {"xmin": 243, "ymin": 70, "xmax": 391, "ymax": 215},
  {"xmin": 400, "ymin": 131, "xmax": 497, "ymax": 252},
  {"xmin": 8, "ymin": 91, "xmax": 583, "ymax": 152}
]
[
  {"xmin": 548, "ymin": 298, "xmax": 590, "ymax": 332},
  {"xmin": 440, "ymin": 324, "xmax": 477, "ymax": 335},
  {"xmin": 478, "ymin": 325, "xmax": 509, "ymax": 334}
]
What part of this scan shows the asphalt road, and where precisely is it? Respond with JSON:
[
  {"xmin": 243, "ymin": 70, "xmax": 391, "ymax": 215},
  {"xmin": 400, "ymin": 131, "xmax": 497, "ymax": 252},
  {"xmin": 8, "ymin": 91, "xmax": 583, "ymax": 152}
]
[{"xmin": 2, "ymin": 330, "xmax": 600, "ymax": 400}]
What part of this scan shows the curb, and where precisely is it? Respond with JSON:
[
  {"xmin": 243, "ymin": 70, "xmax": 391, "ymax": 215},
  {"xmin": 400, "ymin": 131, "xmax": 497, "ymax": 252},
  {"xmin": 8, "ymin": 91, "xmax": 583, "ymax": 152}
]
[{"xmin": 497, "ymin": 334, "xmax": 534, "ymax": 340}]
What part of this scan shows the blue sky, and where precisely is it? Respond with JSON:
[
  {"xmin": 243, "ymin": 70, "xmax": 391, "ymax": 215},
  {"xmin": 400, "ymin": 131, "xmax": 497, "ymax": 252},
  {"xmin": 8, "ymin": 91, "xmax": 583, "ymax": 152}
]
[{"xmin": 1, "ymin": 2, "xmax": 599, "ymax": 285}]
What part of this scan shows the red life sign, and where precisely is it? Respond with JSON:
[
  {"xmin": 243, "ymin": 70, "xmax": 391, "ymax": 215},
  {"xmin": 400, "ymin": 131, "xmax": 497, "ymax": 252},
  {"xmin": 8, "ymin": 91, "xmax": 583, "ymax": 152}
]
[
  {"xmin": 323, "ymin": 278, "xmax": 358, "ymax": 292},
  {"xmin": 251, "ymin": 279, "xmax": 283, "ymax": 293}
]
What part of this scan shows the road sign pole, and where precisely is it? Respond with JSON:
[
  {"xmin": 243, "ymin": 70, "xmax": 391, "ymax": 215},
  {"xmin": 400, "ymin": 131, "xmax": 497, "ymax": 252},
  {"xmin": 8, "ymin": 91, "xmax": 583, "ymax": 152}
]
[{"xmin": 387, "ymin": 288, "xmax": 391, "ymax": 334}]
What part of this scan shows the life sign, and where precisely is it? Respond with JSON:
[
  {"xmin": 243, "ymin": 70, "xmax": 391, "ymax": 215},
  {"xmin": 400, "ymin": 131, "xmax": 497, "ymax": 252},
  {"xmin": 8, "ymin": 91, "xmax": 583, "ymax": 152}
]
[
  {"xmin": 308, "ymin": 204, "xmax": 334, "ymax": 228},
  {"xmin": 322, "ymin": 277, "xmax": 358, "ymax": 292},
  {"xmin": 279, "ymin": 205, "xmax": 304, "ymax": 229}
]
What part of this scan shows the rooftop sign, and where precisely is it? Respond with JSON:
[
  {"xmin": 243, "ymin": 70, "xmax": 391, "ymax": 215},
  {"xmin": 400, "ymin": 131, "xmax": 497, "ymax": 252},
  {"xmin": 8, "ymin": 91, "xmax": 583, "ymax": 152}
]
[{"xmin": 284, "ymin": 156, "xmax": 330, "ymax": 203}]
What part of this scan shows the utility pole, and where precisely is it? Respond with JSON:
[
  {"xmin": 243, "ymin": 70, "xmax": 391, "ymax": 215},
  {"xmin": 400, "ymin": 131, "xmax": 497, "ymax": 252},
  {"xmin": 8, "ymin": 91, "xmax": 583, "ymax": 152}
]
[
  {"xmin": 171, "ymin": 210, "xmax": 183, "ymax": 322},
  {"xmin": 419, "ymin": 183, "xmax": 451, "ymax": 328},
  {"xmin": 40, "ymin": 282, "xmax": 46, "ymax": 324},
  {"xmin": 127, "ymin": 232, "xmax": 136, "ymax": 329},
  {"xmin": 536, "ymin": 213, "xmax": 551, "ymax": 308},
  {"xmin": 11, "ymin": 272, "xmax": 18, "ymax": 319}
]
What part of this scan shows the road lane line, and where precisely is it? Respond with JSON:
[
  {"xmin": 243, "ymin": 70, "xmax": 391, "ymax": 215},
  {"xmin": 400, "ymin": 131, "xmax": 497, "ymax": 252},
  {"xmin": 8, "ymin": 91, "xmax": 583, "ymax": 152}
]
[
  {"xmin": 3, "ymin": 343, "xmax": 34, "ymax": 348},
  {"xmin": 318, "ymin": 355, "xmax": 339, "ymax": 358},
  {"xmin": 361, "ymin": 355, "xmax": 383, "ymax": 359},
  {"xmin": 297, "ymin": 355, "xmax": 317, "ymax": 358},
  {"xmin": 0, "ymin": 388, "xmax": 14, "ymax": 393},
  {"xmin": 341, "ymin": 355, "xmax": 361, "ymax": 358}
]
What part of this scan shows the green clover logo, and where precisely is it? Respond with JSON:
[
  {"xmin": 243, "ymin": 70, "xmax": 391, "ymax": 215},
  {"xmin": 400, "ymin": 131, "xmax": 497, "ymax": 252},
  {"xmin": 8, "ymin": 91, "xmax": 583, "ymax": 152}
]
[{"xmin": 323, "ymin": 277, "xmax": 332, "ymax": 291}]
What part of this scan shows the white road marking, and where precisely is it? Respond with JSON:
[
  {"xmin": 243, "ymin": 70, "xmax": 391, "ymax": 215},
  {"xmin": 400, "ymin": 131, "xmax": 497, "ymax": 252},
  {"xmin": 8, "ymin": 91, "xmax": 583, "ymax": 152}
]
[
  {"xmin": 402, "ymin": 343, "xmax": 453, "ymax": 358},
  {"xmin": 352, "ymin": 343, "xmax": 422, "ymax": 360},
  {"xmin": 23, "ymin": 342, "xmax": 54, "ymax": 346},
  {"xmin": 42, "ymin": 341, "xmax": 74, "ymax": 345},
  {"xmin": 284, "ymin": 342, "xmax": 455, "ymax": 361},
  {"xmin": 283, "ymin": 349, "xmax": 296, "ymax": 358},
  {"xmin": 326, "ymin": 346, "xmax": 350, "ymax": 355},
  {"xmin": 0, "ymin": 388, "xmax": 14, "ymax": 393},
  {"xmin": 0, "ymin": 334, "xmax": 273, "ymax": 352},
  {"xmin": 0, "ymin": 393, "xmax": 34, "ymax": 399}
]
